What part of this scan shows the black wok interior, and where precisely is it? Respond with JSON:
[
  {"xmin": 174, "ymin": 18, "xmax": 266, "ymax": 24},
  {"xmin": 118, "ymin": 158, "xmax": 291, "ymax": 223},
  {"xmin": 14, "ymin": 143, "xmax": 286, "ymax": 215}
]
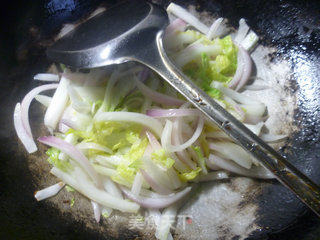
[{"xmin": 1, "ymin": 0, "xmax": 320, "ymax": 239}]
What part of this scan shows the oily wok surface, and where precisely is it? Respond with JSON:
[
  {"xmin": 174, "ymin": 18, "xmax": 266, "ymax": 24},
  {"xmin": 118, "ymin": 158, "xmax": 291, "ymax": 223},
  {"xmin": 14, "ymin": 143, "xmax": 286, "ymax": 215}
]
[{"xmin": 0, "ymin": 0, "xmax": 320, "ymax": 239}]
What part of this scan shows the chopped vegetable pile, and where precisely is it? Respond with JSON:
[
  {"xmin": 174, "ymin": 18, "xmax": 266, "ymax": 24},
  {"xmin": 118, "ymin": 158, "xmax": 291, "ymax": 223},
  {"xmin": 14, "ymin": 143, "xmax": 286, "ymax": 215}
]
[{"xmin": 14, "ymin": 3, "xmax": 286, "ymax": 240}]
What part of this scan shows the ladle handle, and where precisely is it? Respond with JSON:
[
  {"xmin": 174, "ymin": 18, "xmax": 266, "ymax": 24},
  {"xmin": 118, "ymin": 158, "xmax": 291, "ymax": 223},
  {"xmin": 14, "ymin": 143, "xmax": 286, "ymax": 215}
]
[{"xmin": 136, "ymin": 31, "xmax": 320, "ymax": 217}]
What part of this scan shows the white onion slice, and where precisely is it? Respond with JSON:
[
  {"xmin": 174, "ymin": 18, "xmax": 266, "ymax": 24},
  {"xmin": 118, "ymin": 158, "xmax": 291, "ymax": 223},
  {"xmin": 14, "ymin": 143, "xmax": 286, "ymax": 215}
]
[
  {"xmin": 208, "ymin": 154, "xmax": 274, "ymax": 179},
  {"xmin": 175, "ymin": 42, "xmax": 221, "ymax": 67},
  {"xmin": 146, "ymin": 131, "xmax": 161, "ymax": 150},
  {"xmin": 234, "ymin": 18, "xmax": 250, "ymax": 43},
  {"xmin": 207, "ymin": 17, "xmax": 224, "ymax": 40},
  {"xmin": 140, "ymin": 169, "xmax": 172, "ymax": 195},
  {"xmin": 76, "ymin": 142, "xmax": 112, "ymax": 154},
  {"xmin": 165, "ymin": 18, "xmax": 187, "ymax": 36},
  {"xmin": 120, "ymin": 186, "xmax": 191, "ymax": 209},
  {"xmin": 21, "ymin": 83, "xmax": 59, "ymax": 137},
  {"xmin": 143, "ymin": 157, "xmax": 175, "ymax": 191},
  {"xmin": 91, "ymin": 201, "xmax": 101, "ymax": 223},
  {"xmin": 35, "ymin": 94, "xmax": 52, "ymax": 107},
  {"xmin": 209, "ymin": 142, "xmax": 252, "ymax": 169},
  {"xmin": 244, "ymin": 115, "xmax": 268, "ymax": 124},
  {"xmin": 195, "ymin": 171, "xmax": 229, "ymax": 182},
  {"xmin": 38, "ymin": 136, "xmax": 102, "ymax": 188},
  {"xmin": 166, "ymin": 117, "xmax": 204, "ymax": 152},
  {"xmin": 235, "ymin": 46, "xmax": 253, "ymax": 91},
  {"xmin": 34, "ymin": 73, "xmax": 59, "ymax": 82},
  {"xmin": 51, "ymin": 167, "xmax": 139, "ymax": 212},
  {"xmin": 95, "ymin": 111, "xmax": 163, "ymax": 137},
  {"xmin": 14, "ymin": 103, "xmax": 37, "ymax": 153},
  {"xmin": 135, "ymin": 79, "xmax": 184, "ymax": 106},
  {"xmin": 228, "ymin": 46, "xmax": 244, "ymax": 89},
  {"xmin": 131, "ymin": 172, "xmax": 144, "ymax": 196},
  {"xmin": 94, "ymin": 155, "xmax": 122, "ymax": 167},
  {"xmin": 102, "ymin": 177, "xmax": 123, "ymax": 199},
  {"xmin": 206, "ymin": 131, "xmax": 229, "ymax": 140},
  {"xmin": 44, "ymin": 77, "xmax": 70, "ymax": 132},
  {"xmin": 244, "ymin": 122, "xmax": 264, "ymax": 136},
  {"xmin": 167, "ymin": 3, "xmax": 209, "ymax": 34},
  {"xmin": 146, "ymin": 108, "xmax": 200, "ymax": 118},
  {"xmin": 58, "ymin": 133, "xmax": 78, "ymax": 161},
  {"xmin": 260, "ymin": 133, "xmax": 287, "ymax": 143},
  {"xmin": 34, "ymin": 182, "xmax": 65, "ymax": 201},
  {"xmin": 171, "ymin": 119, "xmax": 197, "ymax": 169},
  {"xmin": 156, "ymin": 205, "xmax": 178, "ymax": 240}
]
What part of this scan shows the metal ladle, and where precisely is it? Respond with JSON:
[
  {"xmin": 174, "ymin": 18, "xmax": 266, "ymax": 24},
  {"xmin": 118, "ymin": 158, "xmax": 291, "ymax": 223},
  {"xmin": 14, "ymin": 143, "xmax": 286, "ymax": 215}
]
[{"xmin": 47, "ymin": 0, "xmax": 320, "ymax": 216}]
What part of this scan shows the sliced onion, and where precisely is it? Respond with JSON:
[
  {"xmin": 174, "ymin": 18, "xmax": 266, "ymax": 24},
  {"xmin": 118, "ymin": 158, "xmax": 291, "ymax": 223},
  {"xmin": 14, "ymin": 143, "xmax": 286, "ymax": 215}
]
[
  {"xmin": 244, "ymin": 122, "xmax": 264, "ymax": 136},
  {"xmin": 235, "ymin": 46, "xmax": 253, "ymax": 91},
  {"xmin": 21, "ymin": 84, "xmax": 59, "ymax": 137},
  {"xmin": 170, "ymin": 119, "xmax": 197, "ymax": 169},
  {"xmin": 166, "ymin": 117, "xmax": 204, "ymax": 152},
  {"xmin": 135, "ymin": 79, "xmax": 184, "ymax": 106},
  {"xmin": 223, "ymin": 96, "xmax": 245, "ymax": 121},
  {"xmin": 91, "ymin": 201, "xmax": 101, "ymax": 223},
  {"xmin": 131, "ymin": 172, "xmax": 144, "ymax": 196},
  {"xmin": 209, "ymin": 141, "xmax": 252, "ymax": 169},
  {"xmin": 234, "ymin": 18, "xmax": 250, "ymax": 44},
  {"xmin": 143, "ymin": 157, "xmax": 175, "ymax": 191},
  {"xmin": 76, "ymin": 142, "xmax": 112, "ymax": 154},
  {"xmin": 207, "ymin": 18, "xmax": 224, "ymax": 40},
  {"xmin": 260, "ymin": 133, "xmax": 287, "ymax": 143},
  {"xmin": 120, "ymin": 186, "xmax": 192, "ymax": 209},
  {"xmin": 228, "ymin": 46, "xmax": 244, "ymax": 89},
  {"xmin": 102, "ymin": 177, "xmax": 123, "ymax": 199},
  {"xmin": 34, "ymin": 182, "xmax": 65, "ymax": 201},
  {"xmin": 156, "ymin": 205, "xmax": 178, "ymax": 240},
  {"xmin": 140, "ymin": 169, "xmax": 172, "ymax": 195},
  {"xmin": 35, "ymin": 94, "xmax": 52, "ymax": 107},
  {"xmin": 14, "ymin": 103, "xmax": 37, "ymax": 153},
  {"xmin": 57, "ymin": 24, "xmax": 76, "ymax": 39},
  {"xmin": 165, "ymin": 18, "xmax": 187, "ymax": 36},
  {"xmin": 146, "ymin": 108, "xmax": 200, "ymax": 118},
  {"xmin": 38, "ymin": 136, "xmax": 102, "ymax": 188},
  {"xmin": 60, "ymin": 118, "xmax": 79, "ymax": 131},
  {"xmin": 146, "ymin": 131, "xmax": 161, "ymax": 150},
  {"xmin": 195, "ymin": 171, "xmax": 229, "ymax": 182},
  {"xmin": 206, "ymin": 131, "xmax": 229, "ymax": 140},
  {"xmin": 175, "ymin": 42, "xmax": 221, "ymax": 67},
  {"xmin": 208, "ymin": 154, "xmax": 274, "ymax": 179},
  {"xmin": 95, "ymin": 111, "xmax": 163, "ymax": 137},
  {"xmin": 51, "ymin": 166, "xmax": 139, "ymax": 212},
  {"xmin": 34, "ymin": 73, "xmax": 59, "ymax": 82},
  {"xmin": 92, "ymin": 164, "xmax": 117, "ymax": 178},
  {"xmin": 244, "ymin": 115, "xmax": 268, "ymax": 124},
  {"xmin": 167, "ymin": 3, "xmax": 209, "ymax": 34},
  {"xmin": 213, "ymin": 81, "xmax": 263, "ymax": 106},
  {"xmin": 94, "ymin": 155, "xmax": 122, "ymax": 167}
]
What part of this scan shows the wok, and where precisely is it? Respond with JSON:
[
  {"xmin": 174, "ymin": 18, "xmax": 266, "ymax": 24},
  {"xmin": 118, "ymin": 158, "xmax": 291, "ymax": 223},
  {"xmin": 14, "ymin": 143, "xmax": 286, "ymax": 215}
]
[{"xmin": 0, "ymin": 0, "xmax": 320, "ymax": 239}]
